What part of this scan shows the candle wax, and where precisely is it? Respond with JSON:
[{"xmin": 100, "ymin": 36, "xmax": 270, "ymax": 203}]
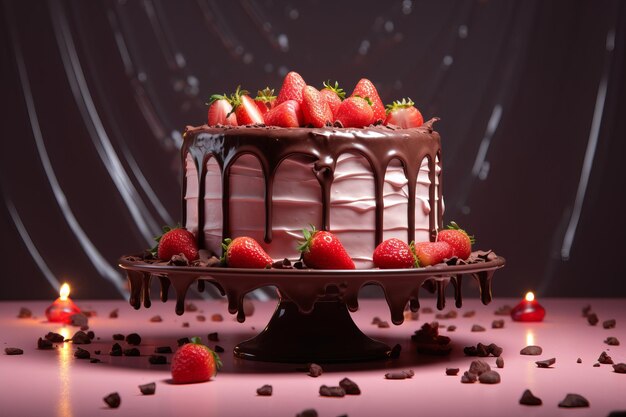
[
  {"xmin": 511, "ymin": 299, "xmax": 545, "ymax": 322},
  {"xmin": 45, "ymin": 298, "xmax": 81, "ymax": 323}
]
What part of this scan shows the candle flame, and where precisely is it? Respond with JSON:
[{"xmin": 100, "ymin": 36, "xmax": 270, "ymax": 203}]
[
  {"xmin": 525, "ymin": 291, "xmax": 535, "ymax": 302},
  {"xmin": 59, "ymin": 283, "xmax": 70, "ymax": 301}
]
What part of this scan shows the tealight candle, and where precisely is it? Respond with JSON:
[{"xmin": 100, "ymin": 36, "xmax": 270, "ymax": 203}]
[
  {"xmin": 45, "ymin": 283, "xmax": 81, "ymax": 324},
  {"xmin": 511, "ymin": 291, "xmax": 545, "ymax": 322}
]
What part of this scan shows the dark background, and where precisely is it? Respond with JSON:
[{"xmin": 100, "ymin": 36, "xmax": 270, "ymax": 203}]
[{"xmin": 1, "ymin": 0, "xmax": 625, "ymax": 301}]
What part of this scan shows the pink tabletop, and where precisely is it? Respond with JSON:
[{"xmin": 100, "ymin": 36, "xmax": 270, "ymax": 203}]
[{"xmin": 1, "ymin": 297, "xmax": 625, "ymax": 417}]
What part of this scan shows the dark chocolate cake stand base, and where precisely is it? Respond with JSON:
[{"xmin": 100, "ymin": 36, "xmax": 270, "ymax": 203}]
[{"xmin": 118, "ymin": 252, "xmax": 505, "ymax": 363}]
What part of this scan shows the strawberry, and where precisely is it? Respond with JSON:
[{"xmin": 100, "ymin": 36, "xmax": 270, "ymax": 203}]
[
  {"xmin": 171, "ymin": 337, "xmax": 222, "ymax": 384},
  {"xmin": 298, "ymin": 226, "xmax": 355, "ymax": 270},
  {"xmin": 320, "ymin": 80, "xmax": 345, "ymax": 117},
  {"xmin": 436, "ymin": 221, "xmax": 475, "ymax": 260},
  {"xmin": 384, "ymin": 98, "xmax": 424, "ymax": 128},
  {"xmin": 413, "ymin": 241, "xmax": 453, "ymax": 267},
  {"xmin": 264, "ymin": 99, "xmax": 304, "ymax": 127},
  {"xmin": 301, "ymin": 85, "xmax": 333, "ymax": 128},
  {"xmin": 254, "ymin": 87, "xmax": 276, "ymax": 116},
  {"xmin": 207, "ymin": 94, "xmax": 237, "ymax": 126},
  {"xmin": 276, "ymin": 71, "xmax": 307, "ymax": 104},
  {"xmin": 373, "ymin": 238, "xmax": 416, "ymax": 269},
  {"xmin": 350, "ymin": 78, "xmax": 386, "ymax": 122},
  {"xmin": 335, "ymin": 96, "xmax": 374, "ymax": 128},
  {"xmin": 154, "ymin": 226, "xmax": 199, "ymax": 261},
  {"xmin": 230, "ymin": 86, "xmax": 264, "ymax": 125},
  {"xmin": 222, "ymin": 237, "xmax": 272, "ymax": 268}
]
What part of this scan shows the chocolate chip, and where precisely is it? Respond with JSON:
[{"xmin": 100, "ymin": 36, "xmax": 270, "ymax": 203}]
[
  {"xmin": 605, "ymin": 337, "xmax": 620, "ymax": 346},
  {"xmin": 71, "ymin": 331, "xmax": 91, "ymax": 345},
  {"xmin": 471, "ymin": 324, "xmax": 486, "ymax": 332},
  {"xmin": 124, "ymin": 348, "xmax": 140, "ymax": 357},
  {"xmin": 462, "ymin": 310, "xmax": 476, "ymax": 318},
  {"xmin": 447, "ymin": 325, "xmax": 457, "ymax": 332},
  {"xmin": 519, "ymin": 389, "xmax": 542, "ymax": 406},
  {"xmin": 587, "ymin": 313, "xmax": 599, "ymax": 326},
  {"xmin": 196, "ymin": 315, "xmax": 206, "ymax": 322},
  {"xmin": 293, "ymin": 261, "xmax": 304, "ymax": 269},
  {"xmin": 126, "ymin": 333, "xmax": 141, "ymax": 345},
  {"xmin": 535, "ymin": 358, "xmax": 556, "ymax": 368},
  {"xmin": 613, "ymin": 363, "xmax": 626, "ymax": 373},
  {"xmin": 520, "ymin": 345, "xmax": 542, "ymax": 355},
  {"xmin": 558, "ymin": 393, "xmax": 589, "ymax": 408},
  {"xmin": 598, "ymin": 351, "xmax": 614, "ymax": 364},
  {"xmin": 421, "ymin": 307, "xmax": 434, "ymax": 314},
  {"xmin": 389, "ymin": 343, "xmax": 401, "ymax": 359},
  {"xmin": 185, "ymin": 302, "xmax": 198, "ymax": 312},
  {"xmin": 446, "ymin": 368, "xmax": 459, "ymax": 376},
  {"xmin": 496, "ymin": 357, "xmax": 504, "ymax": 368},
  {"xmin": 256, "ymin": 385, "xmax": 273, "ymax": 396},
  {"xmin": 109, "ymin": 308, "xmax": 119, "ymax": 319},
  {"xmin": 103, "ymin": 392, "xmax": 121, "ymax": 408},
  {"xmin": 90, "ymin": 358, "xmax": 101, "ymax": 363},
  {"xmin": 319, "ymin": 385, "xmax": 345, "ymax": 397},
  {"xmin": 149, "ymin": 355, "xmax": 166, "ymax": 364},
  {"xmin": 412, "ymin": 322, "xmax": 452, "ymax": 355},
  {"xmin": 154, "ymin": 346, "xmax": 172, "ymax": 354},
  {"xmin": 469, "ymin": 360, "xmax": 491, "ymax": 376},
  {"xmin": 603, "ymin": 319, "xmax": 616, "ymax": 329},
  {"xmin": 110, "ymin": 343, "xmax": 122, "ymax": 356},
  {"xmin": 593, "ymin": 363, "xmax": 601, "ymax": 367},
  {"xmin": 309, "ymin": 363, "xmax": 323, "ymax": 377},
  {"xmin": 139, "ymin": 382, "xmax": 156, "ymax": 395},
  {"xmin": 339, "ymin": 378, "xmax": 361, "ymax": 395},
  {"xmin": 45, "ymin": 332, "xmax": 65, "ymax": 343},
  {"xmin": 272, "ymin": 258, "xmax": 292, "ymax": 269},
  {"xmin": 460, "ymin": 371, "xmax": 477, "ymax": 383},
  {"xmin": 582, "ymin": 304, "xmax": 592, "ymax": 317},
  {"xmin": 385, "ymin": 370, "xmax": 414, "ymax": 379},
  {"xmin": 70, "ymin": 313, "xmax": 88, "ymax": 327},
  {"xmin": 150, "ymin": 315, "xmax": 163, "ymax": 323},
  {"xmin": 478, "ymin": 370, "xmax": 500, "ymax": 384},
  {"xmin": 494, "ymin": 305, "xmax": 512, "ymax": 315},
  {"xmin": 177, "ymin": 337, "xmax": 190, "ymax": 346},
  {"xmin": 296, "ymin": 409, "xmax": 317, "ymax": 417},
  {"xmin": 168, "ymin": 254, "xmax": 189, "ymax": 266},
  {"xmin": 17, "ymin": 307, "xmax": 32, "ymax": 318},
  {"xmin": 74, "ymin": 347, "xmax": 91, "ymax": 359},
  {"xmin": 577, "ymin": 358, "xmax": 582, "ymax": 363},
  {"xmin": 211, "ymin": 314, "xmax": 223, "ymax": 322},
  {"xmin": 492, "ymin": 319, "xmax": 505, "ymax": 329},
  {"xmin": 214, "ymin": 345, "xmax": 224, "ymax": 353},
  {"xmin": 5, "ymin": 347, "xmax": 23, "ymax": 355},
  {"xmin": 377, "ymin": 321, "xmax": 390, "ymax": 328},
  {"xmin": 37, "ymin": 338, "xmax": 53, "ymax": 350},
  {"xmin": 112, "ymin": 334, "xmax": 125, "ymax": 341}
]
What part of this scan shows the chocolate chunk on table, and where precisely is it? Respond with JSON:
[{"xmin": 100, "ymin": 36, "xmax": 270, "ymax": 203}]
[
  {"xmin": 71, "ymin": 331, "xmax": 91, "ymax": 345},
  {"xmin": 558, "ymin": 393, "xmax": 589, "ymax": 408},
  {"xmin": 139, "ymin": 382, "xmax": 156, "ymax": 395},
  {"xmin": 37, "ymin": 338, "xmax": 53, "ymax": 350},
  {"xmin": 74, "ymin": 347, "xmax": 91, "ymax": 359},
  {"xmin": 308, "ymin": 363, "xmax": 323, "ymax": 377},
  {"xmin": 125, "ymin": 333, "xmax": 141, "ymax": 345},
  {"xmin": 471, "ymin": 324, "xmax": 486, "ymax": 332},
  {"xmin": 385, "ymin": 370, "xmax": 414, "ymax": 380},
  {"xmin": 598, "ymin": 351, "xmax": 614, "ymax": 364},
  {"xmin": 339, "ymin": 378, "xmax": 361, "ymax": 395},
  {"xmin": 535, "ymin": 358, "xmax": 556, "ymax": 368},
  {"xmin": 478, "ymin": 370, "xmax": 501, "ymax": 384},
  {"xmin": 446, "ymin": 368, "xmax": 459, "ymax": 376},
  {"xmin": 17, "ymin": 307, "xmax": 32, "ymax": 318},
  {"xmin": 45, "ymin": 332, "xmax": 65, "ymax": 343},
  {"xmin": 150, "ymin": 315, "xmax": 163, "ymax": 322},
  {"xmin": 103, "ymin": 392, "xmax": 121, "ymax": 408},
  {"xmin": 612, "ymin": 363, "xmax": 626, "ymax": 373},
  {"xmin": 587, "ymin": 313, "xmax": 599, "ymax": 326},
  {"xmin": 605, "ymin": 337, "xmax": 620, "ymax": 346},
  {"xmin": 208, "ymin": 332, "xmax": 219, "ymax": 341},
  {"xmin": 520, "ymin": 345, "xmax": 542, "ymax": 355},
  {"xmin": 319, "ymin": 385, "xmax": 345, "ymax": 397},
  {"xmin": 603, "ymin": 319, "xmax": 616, "ymax": 329},
  {"xmin": 492, "ymin": 319, "xmax": 505, "ymax": 329},
  {"xmin": 496, "ymin": 357, "xmax": 504, "ymax": 368},
  {"xmin": 519, "ymin": 389, "xmax": 542, "ymax": 406},
  {"xmin": 5, "ymin": 347, "xmax": 24, "ymax": 355},
  {"xmin": 460, "ymin": 371, "xmax": 477, "ymax": 383},
  {"xmin": 110, "ymin": 343, "xmax": 122, "ymax": 356},
  {"xmin": 296, "ymin": 409, "xmax": 318, "ymax": 417},
  {"xmin": 257, "ymin": 385, "xmax": 272, "ymax": 396}
]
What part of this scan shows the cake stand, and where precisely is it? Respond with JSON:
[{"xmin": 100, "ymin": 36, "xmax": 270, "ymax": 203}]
[{"xmin": 118, "ymin": 253, "xmax": 505, "ymax": 363}]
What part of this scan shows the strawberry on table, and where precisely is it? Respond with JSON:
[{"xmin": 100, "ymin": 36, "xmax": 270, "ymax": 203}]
[
  {"xmin": 413, "ymin": 241, "xmax": 453, "ymax": 267},
  {"xmin": 154, "ymin": 226, "xmax": 199, "ymax": 262},
  {"xmin": 276, "ymin": 71, "xmax": 307, "ymax": 105},
  {"xmin": 222, "ymin": 237, "xmax": 273, "ymax": 268},
  {"xmin": 335, "ymin": 96, "xmax": 374, "ymax": 128},
  {"xmin": 207, "ymin": 94, "xmax": 237, "ymax": 126},
  {"xmin": 373, "ymin": 238, "xmax": 416, "ymax": 269},
  {"xmin": 298, "ymin": 226, "xmax": 355, "ymax": 270},
  {"xmin": 350, "ymin": 78, "xmax": 386, "ymax": 123},
  {"xmin": 264, "ymin": 99, "xmax": 304, "ymax": 127},
  {"xmin": 437, "ymin": 221, "xmax": 474, "ymax": 260},
  {"xmin": 301, "ymin": 85, "xmax": 334, "ymax": 128},
  {"xmin": 320, "ymin": 80, "xmax": 345, "ymax": 117},
  {"xmin": 171, "ymin": 337, "xmax": 222, "ymax": 384},
  {"xmin": 230, "ymin": 86, "xmax": 265, "ymax": 125},
  {"xmin": 384, "ymin": 98, "xmax": 424, "ymax": 128},
  {"xmin": 254, "ymin": 87, "xmax": 276, "ymax": 116}
]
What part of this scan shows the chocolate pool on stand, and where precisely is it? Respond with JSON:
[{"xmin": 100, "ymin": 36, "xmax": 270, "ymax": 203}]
[{"xmin": 119, "ymin": 251, "xmax": 505, "ymax": 363}]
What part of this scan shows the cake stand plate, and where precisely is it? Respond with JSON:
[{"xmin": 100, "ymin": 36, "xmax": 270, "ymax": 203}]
[{"xmin": 118, "ymin": 253, "xmax": 505, "ymax": 363}]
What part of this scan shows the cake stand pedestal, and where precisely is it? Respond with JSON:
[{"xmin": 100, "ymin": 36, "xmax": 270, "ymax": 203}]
[{"xmin": 118, "ymin": 252, "xmax": 505, "ymax": 363}]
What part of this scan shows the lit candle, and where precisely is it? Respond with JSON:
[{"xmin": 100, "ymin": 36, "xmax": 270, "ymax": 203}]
[
  {"xmin": 511, "ymin": 291, "xmax": 545, "ymax": 322},
  {"xmin": 45, "ymin": 283, "xmax": 81, "ymax": 324}
]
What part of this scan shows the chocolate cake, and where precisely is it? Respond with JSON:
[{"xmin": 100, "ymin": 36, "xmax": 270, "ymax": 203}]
[{"xmin": 181, "ymin": 118, "xmax": 442, "ymax": 268}]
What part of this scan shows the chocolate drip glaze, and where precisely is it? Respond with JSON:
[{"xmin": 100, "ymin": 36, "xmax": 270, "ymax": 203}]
[{"xmin": 181, "ymin": 119, "xmax": 442, "ymax": 251}]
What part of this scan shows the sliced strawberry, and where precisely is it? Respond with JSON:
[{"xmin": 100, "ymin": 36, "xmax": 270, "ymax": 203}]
[
  {"xmin": 171, "ymin": 337, "xmax": 222, "ymax": 384},
  {"xmin": 154, "ymin": 226, "xmax": 199, "ymax": 262},
  {"xmin": 276, "ymin": 71, "xmax": 307, "ymax": 105},
  {"xmin": 373, "ymin": 238, "xmax": 416, "ymax": 269},
  {"xmin": 384, "ymin": 98, "xmax": 423, "ymax": 128},
  {"xmin": 437, "ymin": 221, "xmax": 474, "ymax": 260},
  {"xmin": 301, "ymin": 85, "xmax": 333, "ymax": 128},
  {"xmin": 335, "ymin": 96, "xmax": 374, "ymax": 128},
  {"xmin": 413, "ymin": 241, "xmax": 453, "ymax": 267},
  {"xmin": 351, "ymin": 78, "xmax": 386, "ymax": 123},
  {"xmin": 298, "ymin": 226, "xmax": 355, "ymax": 270},
  {"xmin": 264, "ymin": 100, "xmax": 304, "ymax": 127},
  {"xmin": 254, "ymin": 87, "xmax": 276, "ymax": 116},
  {"xmin": 230, "ymin": 86, "xmax": 264, "ymax": 125},
  {"xmin": 207, "ymin": 94, "xmax": 237, "ymax": 126},
  {"xmin": 320, "ymin": 80, "xmax": 345, "ymax": 117},
  {"xmin": 222, "ymin": 237, "xmax": 272, "ymax": 268}
]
